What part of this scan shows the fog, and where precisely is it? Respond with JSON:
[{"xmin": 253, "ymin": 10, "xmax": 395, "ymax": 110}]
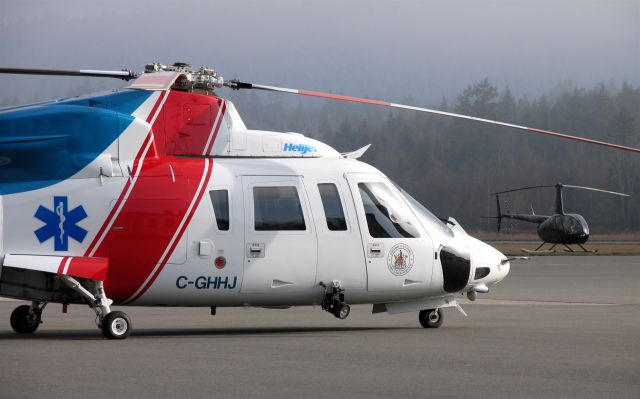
[
  {"xmin": 1, "ymin": 0, "xmax": 638, "ymax": 103},
  {"xmin": 1, "ymin": 0, "xmax": 639, "ymax": 232}
]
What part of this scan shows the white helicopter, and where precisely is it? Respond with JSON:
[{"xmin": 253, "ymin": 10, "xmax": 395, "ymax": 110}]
[{"xmin": 0, "ymin": 63, "xmax": 636, "ymax": 339}]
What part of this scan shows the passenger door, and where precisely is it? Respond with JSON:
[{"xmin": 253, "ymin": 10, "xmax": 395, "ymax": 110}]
[
  {"xmin": 346, "ymin": 173, "xmax": 433, "ymax": 292},
  {"xmin": 241, "ymin": 176, "xmax": 317, "ymax": 293},
  {"xmin": 307, "ymin": 179, "xmax": 367, "ymax": 289}
]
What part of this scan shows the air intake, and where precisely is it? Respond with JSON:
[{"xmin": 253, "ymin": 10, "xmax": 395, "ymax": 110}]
[{"xmin": 440, "ymin": 246, "xmax": 471, "ymax": 293}]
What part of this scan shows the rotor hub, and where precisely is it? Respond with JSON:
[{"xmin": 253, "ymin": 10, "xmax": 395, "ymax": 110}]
[{"xmin": 144, "ymin": 62, "xmax": 224, "ymax": 93}]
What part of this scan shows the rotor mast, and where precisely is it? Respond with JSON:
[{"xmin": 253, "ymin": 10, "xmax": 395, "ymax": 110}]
[{"xmin": 555, "ymin": 184, "xmax": 565, "ymax": 215}]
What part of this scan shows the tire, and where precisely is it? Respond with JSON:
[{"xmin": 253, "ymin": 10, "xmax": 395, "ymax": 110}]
[
  {"xmin": 419, "ymin": 309, "xmax": 443, "ymax": 328},
  {"xmin": 101, "ymin": 311, "xmax": 132, "ymax": 339},
  {"xmin": 334, "ymin": 303, "xmax": 351, "ymax": 319},
  {"xmin": 10, "ymin": 305, "xmax": 40, "ymax": 334}
]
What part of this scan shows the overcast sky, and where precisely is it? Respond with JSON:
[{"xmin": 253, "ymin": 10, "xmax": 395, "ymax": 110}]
[{"xmin": 1, "ymin": 0, "xmax": 638, "ymax": 104}]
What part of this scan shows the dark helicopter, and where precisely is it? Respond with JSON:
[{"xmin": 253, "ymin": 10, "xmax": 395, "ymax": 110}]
[{"xmin": 488, "ymin": 183, "xmax": 630, "ymax": 253}]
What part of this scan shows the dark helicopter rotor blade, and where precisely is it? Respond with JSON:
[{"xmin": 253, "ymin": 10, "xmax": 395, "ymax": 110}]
[
  {"xmin": 0, "ymin": 67, "xmax": 138, "ymax": 81},
  {"xmin": 225, "ymin": 80, "xmax": 640, "ymax": 154},
  {"xmin": 561, "ymin": 184, "xmax": 630, "ymax": 197},
  {"xmin": 492, "ymin": 185, "xmax": 556, "ymax": 195}
]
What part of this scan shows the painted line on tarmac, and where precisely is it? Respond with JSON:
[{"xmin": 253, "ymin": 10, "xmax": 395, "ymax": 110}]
[{"xmin": 469, "ymin": 299, "xmax": 621, "ymax": 306}]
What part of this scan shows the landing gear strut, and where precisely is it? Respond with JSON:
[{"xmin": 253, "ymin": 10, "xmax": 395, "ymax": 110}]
[
  {"xmin": 419, "ymin": 308, "xmax": 443, "ymax": 328},
  {"xmin": 320, "ymin": 281, "xmax": 350, "ymax": 319},
  {"xmin": 10, "ymin": 301, "xmax": 46, "ymax": 334},
  {"xmin": 59, "ymin": 276, "xmax": 132, "ymax": 339}
]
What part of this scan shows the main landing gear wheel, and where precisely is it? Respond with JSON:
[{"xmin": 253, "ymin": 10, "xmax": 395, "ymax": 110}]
[
  {"xmin": 320, "ymin": 281, "xmax": 351, "ymax": 320},
  {"xmin": 419, "ymin": 309, "xmax": 443, "ymax": 328},
  {"xmin": 101, "ymin": 311, "xmax": 132, "ymax": 339},
  {"xmin": 334, "ymin": 303, "xmax": 351, "ymax": 319},
  {"xmin": 10, "ymin": 305, "xmax": 41, "ymax": 334}
]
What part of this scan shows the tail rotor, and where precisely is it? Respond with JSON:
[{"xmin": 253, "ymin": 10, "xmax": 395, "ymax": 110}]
[
  {"xmin": 482, "ymin": 194, "xmax": 503, "ymax": 232},
  {"xmin": 496, "ymin": 195, "xmax": 503, "ymax": 232}
]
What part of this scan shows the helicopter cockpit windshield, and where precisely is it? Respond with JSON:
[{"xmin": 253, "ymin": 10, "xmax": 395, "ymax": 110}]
[
  {"xmin": 393, "ymin": 183, "xmax": 454, "ymax": 238},
  {"xmin": 358, "ymin": 182, "xmax": 421, "ymax": 238}
]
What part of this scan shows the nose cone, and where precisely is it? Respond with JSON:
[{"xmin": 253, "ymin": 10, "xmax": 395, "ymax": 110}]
[{"xmin": 471, "ymin": 238, "xmax": 510, "ymax": 285}]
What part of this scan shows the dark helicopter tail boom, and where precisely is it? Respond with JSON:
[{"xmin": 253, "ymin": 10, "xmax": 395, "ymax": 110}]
[
  {"xmin": 502, "ymin": 213, "xmax": 549, "ymax": 225},
  {"xmin": 483, "ymin": 194, "xmax": 549, "ymax": 231}
]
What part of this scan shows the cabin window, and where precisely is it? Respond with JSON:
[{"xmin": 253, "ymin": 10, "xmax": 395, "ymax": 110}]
[
  {"xmin": 254, "ymin": 186, "xmax": 306, "ymax": 231},
  {"xmin": 358, "ymin": 182, "xmax": 420, "ymax": 238},
  {"xmin": 318, "ymin": 183, "xmax": 347, "ymax": 231},
  {"xmin": 209, "ymin": 190, "xmax": 230, "ymax": 231}
]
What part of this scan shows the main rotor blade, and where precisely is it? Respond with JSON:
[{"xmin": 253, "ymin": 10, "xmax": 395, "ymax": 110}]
[
  {"xmin": 562, "ymin": 185, "xmax": 630, "ymax": 197},
  {"xmin": 0, "ymin": 67, "xmax": 137, "ymax": 81},
  {"xmin": 494, "ymin": 184, "xmax": 630, "ymax": 197},
  {"xmin": 226, "ymin": 80, "xmax": 640, "ymax": 154},
  {"xmin": 493, "ymin": 185, "xmax": 556, "ymax": 195}
]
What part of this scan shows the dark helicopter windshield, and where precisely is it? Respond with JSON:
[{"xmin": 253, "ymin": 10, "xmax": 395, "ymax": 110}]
[
  {"xmin": 567, "ymin": 214, "xmax": 589, "ymax": 235},
  {"xmin": 393, "ymin": 183, "xmax": 454, "ymax": 237},
  {"xmin": 575, "ymin": 214, "xmax": 589, "ymax": 234}
]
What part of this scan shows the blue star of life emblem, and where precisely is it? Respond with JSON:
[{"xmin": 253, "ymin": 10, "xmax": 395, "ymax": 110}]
[{"xmin": 34, "ymin": 196, "xmax": 88, "ymax": 251}]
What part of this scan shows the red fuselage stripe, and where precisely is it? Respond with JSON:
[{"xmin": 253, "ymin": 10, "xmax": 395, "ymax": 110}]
[
  {"xmin": 57, "ymin": 256, "xmax": 68, "ymax": 274},
  {"xmin": 67, "ymin": 257, "xmax": 108, "ymax": 281},
  {"xmin": 85, "ymin": 90, "xmax": 215, "ymax": 304},
  {"xmin": 85, "ymin": 92, "xmax": 167, "ymax": 256},
  {"xmin": 124, "ymin": 158, "xmax": 213, "ymax": 303},
  {"xmin": 204, "ymin": 101, "xmax": 227, "ymax": 155}
]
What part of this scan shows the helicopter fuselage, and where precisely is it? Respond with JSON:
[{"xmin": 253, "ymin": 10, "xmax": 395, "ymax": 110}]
[
  {"xmin": 0, "ymin": 155, "xmax": 509, "ymax": 307},
  {"xmin": 501, "ymin": 212, "xmax": 589, "ymax": 244},
  {"xmin": 537, "ymin": 214, "xmax": 589, "ymax": 244}
]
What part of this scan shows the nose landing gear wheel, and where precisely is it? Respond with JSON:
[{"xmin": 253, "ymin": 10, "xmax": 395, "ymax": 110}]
[
  {"xmin": 10, "ymin": 305, "xmax": 40, "ymax": 334},
  {"xmin": 101, "ymin": 311, "xmax": 132, "ymax": 339},
  {"xmin": 419, "ymin": 308, "xmax": 443, "ymax": 328}
]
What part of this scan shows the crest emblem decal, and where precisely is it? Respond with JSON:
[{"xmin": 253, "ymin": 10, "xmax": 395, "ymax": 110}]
[{"xmin": 387, "ymin": 243, "xmax": 414, "ymax": 276}]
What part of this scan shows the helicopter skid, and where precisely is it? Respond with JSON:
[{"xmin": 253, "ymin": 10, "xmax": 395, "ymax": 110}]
[
  {"xmin": 563, "ymin": 244, "xmax": 597, "ymax": 253},
  {"xmin": 521, "ymin": 248, "xmax": 556, "ymax": 254}
]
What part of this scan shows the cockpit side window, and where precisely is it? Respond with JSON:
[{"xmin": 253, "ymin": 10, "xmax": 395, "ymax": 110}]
[
  {"xmin": 318, "ymin": 183, "xmax": 347, "ymax": 231},
  {"xmin": 393, "ymin": 183, "xmax": 454, "ymax": 238},
  {"xmin": 209, "ymin": 189, "xmax": 229, "ymax": 231},
  {"xmin": 358, "ymin": 182, "xmax": 420, "ymax": 238}
]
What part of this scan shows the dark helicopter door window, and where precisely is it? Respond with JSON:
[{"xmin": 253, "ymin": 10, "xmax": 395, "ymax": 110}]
[
  {"xmin": 209, "ymin": 189, "xmax": 229, "ymax": 231},
  {"xmin": 318, "ymin": 183, "xmax": 347, "ymax": 231},
  {"xmin": 358, "ymin": 182, "xmax": 420, "ymax": 238}
]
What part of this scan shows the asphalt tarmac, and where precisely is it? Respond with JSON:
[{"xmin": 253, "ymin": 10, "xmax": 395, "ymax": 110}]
[{"xmin": 0, "ymin": 256, "xmax": 638, "ymax": 398}]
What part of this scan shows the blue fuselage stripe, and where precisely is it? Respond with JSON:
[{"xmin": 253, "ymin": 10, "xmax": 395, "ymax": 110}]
[{"xmin": 0, "ymin": 90, "xmax": 153, "ymax": 195}]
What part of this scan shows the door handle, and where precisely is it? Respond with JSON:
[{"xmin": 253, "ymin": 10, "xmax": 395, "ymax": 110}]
[
  {"xmin": 247, "ymin": 243, "xmax": 265, "ymax": 258},
  {"xmin": 368, "ymin": 243, "xmax": 384, "ymax": 258}
]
